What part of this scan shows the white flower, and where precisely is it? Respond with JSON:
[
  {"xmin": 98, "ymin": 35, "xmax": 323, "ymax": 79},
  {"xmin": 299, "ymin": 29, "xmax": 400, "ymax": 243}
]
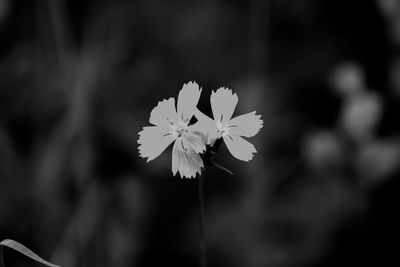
[
  {"xmin": 195, "ymin": 87, "xmax": 263, "ymax": 161},
  {"xmin": 138, "ymin": 82, "xmax": 206, "ymax": 178}
]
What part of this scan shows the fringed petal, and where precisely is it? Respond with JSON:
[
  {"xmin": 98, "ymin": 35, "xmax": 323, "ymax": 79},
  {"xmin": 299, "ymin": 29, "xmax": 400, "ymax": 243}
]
[
  {"xmin": 210, "ymin": 87, "xmax": 238, "ymax": 124},
  {"xmin": 223, "ymin": 134, "xmax": 257, "ymax": 162},
  {"xmin": 177, "ymin": 81, "xmax": 202, "ymax": 122},
  {"xmin": 228, "ymin": 111, "xmax": 263, "ymax": 138},
  {"xmin": 172, "ymin": 138, "xmax": 204, "ymax": 178},
  {"xmin": 149, "ymin": 97, "xmax": 178, "ymax": 126},
  {"xmin": 138, "ymin": 124, "xmax": 175, "ymax": 162}
]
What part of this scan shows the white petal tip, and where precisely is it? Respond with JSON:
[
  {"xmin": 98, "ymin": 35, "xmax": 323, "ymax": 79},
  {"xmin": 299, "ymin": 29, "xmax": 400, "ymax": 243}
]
[
  {"xmin": 183, "ymin": 81, "xmax": 201, "ymax": 91},
  {"xmin": 214, "ymin": 87, "xmax": 237, "ymax": 97}
]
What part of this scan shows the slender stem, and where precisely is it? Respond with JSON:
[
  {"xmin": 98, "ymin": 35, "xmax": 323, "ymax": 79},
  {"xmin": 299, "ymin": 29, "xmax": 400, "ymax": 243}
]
[{"xmin": 198, "ymin": 172, "xmax": 207, "ymax": 267}]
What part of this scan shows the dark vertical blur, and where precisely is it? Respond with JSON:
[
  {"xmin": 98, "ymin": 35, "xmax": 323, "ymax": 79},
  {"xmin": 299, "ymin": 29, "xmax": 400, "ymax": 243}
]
[{"xmin": 1, "ymin": 0, "xmax": 399, "ymax": 266}]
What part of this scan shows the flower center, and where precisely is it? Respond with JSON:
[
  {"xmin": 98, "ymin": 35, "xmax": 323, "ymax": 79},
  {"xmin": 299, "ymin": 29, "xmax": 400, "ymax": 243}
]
[
  {"xmin": 216, "ymin": 121, "xmax": 237, "ymax": 137},
  {"xmin": 173, "ymin": 120, "xmax": 189, "ymax": 138},
  {"xmin": 176, "ymin": 128, "xmax": 184, "ymax": 138},
  {"xmin": 216, "ymin": 121, "xmax": 228, "ymax": 136}
]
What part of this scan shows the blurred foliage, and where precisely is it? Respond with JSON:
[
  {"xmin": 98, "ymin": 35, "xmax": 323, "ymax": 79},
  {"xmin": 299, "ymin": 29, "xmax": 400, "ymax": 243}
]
[{"xmin": 1, "ymin": 0, "xmax": 400, "ymax": 266}]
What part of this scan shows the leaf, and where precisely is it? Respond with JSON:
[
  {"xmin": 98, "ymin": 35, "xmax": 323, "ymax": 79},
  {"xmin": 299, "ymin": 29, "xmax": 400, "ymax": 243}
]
[{"xmin": 0, "ymin": 239, "xmax": 61, "ymax": 267}]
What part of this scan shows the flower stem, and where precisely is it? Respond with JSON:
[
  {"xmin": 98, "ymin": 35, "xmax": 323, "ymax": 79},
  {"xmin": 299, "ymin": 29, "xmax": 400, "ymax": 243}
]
[{"xmin": 198, "ymin": 172, "xmax": 207, "ymax": 267}]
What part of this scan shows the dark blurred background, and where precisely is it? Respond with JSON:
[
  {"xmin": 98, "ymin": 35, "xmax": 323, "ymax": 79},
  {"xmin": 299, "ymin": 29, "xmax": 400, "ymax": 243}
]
[{"xmin": 1, "ymin": 0, "xmax": 400, "ymax": 266}]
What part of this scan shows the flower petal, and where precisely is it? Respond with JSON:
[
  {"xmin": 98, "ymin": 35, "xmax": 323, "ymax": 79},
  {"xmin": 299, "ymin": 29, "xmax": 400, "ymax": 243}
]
[
  {"xmin": 177, "ymin": 81, "xmax": 202, "ymax": 122},
  {"xmin": 223, "ymin": 134, "xmax": 257, "ymax": 161},
  {"xmin": 228, "ymin": 111, "xmax": 263, "ymax": 138},
  {"xmin": 138, "ymin": 124, "xmax": 176, "ymax": 162},
  {"xmin": 149, "ymin": 97, "xmax": 178, "ymax": 126},
  {"xmin": 193, "ymin": 109, "xmax": 219, "ymax": 144},
  {"xmin": 182, "ymin": 128, "xmax": 206, "ymax": 154},
  {"xmin": 210, "ymin": 87, "xmax": 238, "ymax": 123},
  {"xmin": 172, "ymin": 138, "xmax": 204, "ymax": 178}
]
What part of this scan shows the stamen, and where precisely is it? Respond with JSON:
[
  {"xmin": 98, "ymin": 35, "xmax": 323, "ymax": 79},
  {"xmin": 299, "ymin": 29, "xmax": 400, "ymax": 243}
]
[
  {"xmin": 181, "ymin": 138, "xmax": 187, "ymax": 151},
  {"xmin": 177, "ymin": 129, "xmax": 183, "ymax": 138}
]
